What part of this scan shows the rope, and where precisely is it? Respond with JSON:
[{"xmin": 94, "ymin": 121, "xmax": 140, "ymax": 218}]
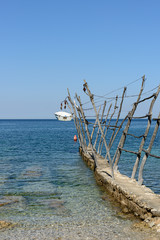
[{"xmin": 93, "ymin": 77, "xmax": 142, "ymax": 99}]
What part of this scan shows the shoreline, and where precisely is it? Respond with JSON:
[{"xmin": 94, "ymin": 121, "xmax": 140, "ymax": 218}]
[{"xmin": 79, "ymin": 147, "xmax": 160, "ymax": 234}]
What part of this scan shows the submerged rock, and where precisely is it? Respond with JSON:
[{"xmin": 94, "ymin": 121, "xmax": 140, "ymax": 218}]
[
  {"xmin": 39, "ymin": 199, "xmax": 65, "ymax": 209},
  {"xmin": 22, "ymin": 170, "xmax": 42, "ymax": 178},
  {"xmin": 0, "ymin": 196, "xmax": 25, "ymax": 208},
  {"xmin": 20, "ymin": 166, "xmax": 43, "ymax": 179},
  {"xmin": 0, "ymin": 220, "xmax": 13, "ymax": 230}
]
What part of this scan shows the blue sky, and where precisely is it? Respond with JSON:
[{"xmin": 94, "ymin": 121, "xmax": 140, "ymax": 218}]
[{"xmin": 0, "ymin": 0, "xmax": 160, "ymax": 119}]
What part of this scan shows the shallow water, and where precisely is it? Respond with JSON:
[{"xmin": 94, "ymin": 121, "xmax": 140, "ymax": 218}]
[{"xmin": 0, "ymin": 120, "xmax": 159, "ymax": 239}]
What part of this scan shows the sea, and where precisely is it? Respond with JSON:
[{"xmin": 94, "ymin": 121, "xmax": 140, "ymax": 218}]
[{"xmin": 0, "ymin": 119, "xmax": 159, "ymax": 240}]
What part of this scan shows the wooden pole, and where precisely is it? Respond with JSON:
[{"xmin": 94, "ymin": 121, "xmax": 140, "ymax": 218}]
[
  {"xmin": 66, "ymin": 100, "xmax": 82, "ymax": 146},
  {"xmin": 90, "ymin": 106, "xmax": 101, "ymax": 141},
  {"xmin": 97, "ymin": 103, "xmax": 112, "ymax": 153},
  {"xmin": 73, "ymin": 98, "xmax": 87, "ymax": 151},
  {"xmin": 110, "ymin": 115, "xmax": 128, "ymax": 154},
  {"xmin": 84, "ymin": 80, "xmax": 114, "ymax": 179},
  {"xmin": 113, "ymin": 76, "xmax": 145, "ymax": 170},
  {"xmin": 131, "ymin": 85, "xmax": 160, "ymax": 179},
  {"xmin": 67, "ymin": 89, "xmax": 85, "ymax": 151},
  {"xmin": 99, "ymin": 96, "xmax": 118, "ymax": 155},
  {"xmin": 76, "ymin": 95, "xmax": 92, "ymax": 147},
  {"xmin": 76, "ymin": 94, "xmax": 98, "ymax": 168},
  {"xmin": 138, "ymin": 111, "xmax": 160, "ymax": 185},
  {"xmin": 109, "ymin": 87, "xmax": 126, "ymax": 149},
  {"xmin": 93, "ymin": 101, "xmax": 106, "ymax": 150}
]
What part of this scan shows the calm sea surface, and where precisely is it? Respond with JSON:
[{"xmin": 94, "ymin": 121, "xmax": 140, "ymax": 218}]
[{"xmin": 0, "ymin": 119, "xmax": 159, "ymax": 240}]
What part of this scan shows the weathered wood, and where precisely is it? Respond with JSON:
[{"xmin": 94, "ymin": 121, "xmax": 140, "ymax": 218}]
[
  {"xmin": 84, "ymin": 80, "xmax": 114, "ymax": 179},
  {"xmin": 119, "ymin": 147, "xmax": 139, "ymax": 155},
  {"xmin": 67, "ymin": 89, "xmax": 85, "ymax": 151},
  {"xmin": 131, "ymin": 114, "xmax": 151, "ymax": 119},
  {"xmin": 66, "ymin": 75, "xmax": 160, "ymax": 191},
  {"xmin": 66, "ymin": 99, "xmax": 82, "ymax": 147},
  {"xmin": 138, "ymin": 112, "xmax": 160, "ymax": 185},
  {"xmin": 87, "ymin": 122, "xmax": 120, "ymax": 128},
  {"xmin": 97, "ymin": 103, "xmax": 112, "ymax": 153},
  {"xmin": 110, "ymin": 116, "xmax": 128, "ymax": 151},
  {"xmin": 109, "ymin": 87, "xmax": 127, "ymax": 149},
  {"xmin": 90, "ymin": 106, "xmax": 101, "ymax": 141},
  {"xmin": 93, "ymin": 101, "xmax": 106, "ymax": 149},
  {"xmin": 131, "ymin": 85, "xmax": 160, "ymax": 179},
  {"xmin": 125, "ymin": 133, "xmax": 144, "ymax": 139},
  {"xmin": 113, "ymin": 76, "xmax": 145, "ymax": 170},
  {"xmin": 74, "ymin": 97, "xmax": 87, "ymax": 150},
  {"xmin": 142, "ymin": 149, "xmax": 160, "ymax": 159},
  {"xmin": 76, "ymin": 95, "xmax": 91, "ymax": 146},
  {"xmin": 153, "ymin": 118, "xmax": 160, "ymax": 121},
  {"xmin": 76, "ymin": 94, "xmax": 98, "ymax": 168},
  {"xmin": 137, "ymin": 93, "xmax": 156, "ymax": 104},
  {"xmin": 99, "ymin": 96, "xmax": 118, "ymax": 155}
]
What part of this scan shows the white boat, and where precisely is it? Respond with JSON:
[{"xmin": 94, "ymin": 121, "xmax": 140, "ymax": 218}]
[{"xmin": 55, "ymin": 111, "xmax": 72, "ymax": 121}]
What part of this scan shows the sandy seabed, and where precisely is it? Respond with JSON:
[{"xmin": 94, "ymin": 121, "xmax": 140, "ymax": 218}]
[{"xmin": 0, "ymin": 221, "xmax": 160, "ymax": 240}]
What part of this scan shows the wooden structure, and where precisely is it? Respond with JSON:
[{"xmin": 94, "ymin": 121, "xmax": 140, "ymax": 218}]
[{"xmin": 61, "ymin": 76, "xmax": 160, "ymax": 186}]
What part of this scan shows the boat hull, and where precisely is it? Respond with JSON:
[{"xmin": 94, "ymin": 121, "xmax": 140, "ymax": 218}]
[
  {"xmin": 55, "ymin": 115, "xmax": 72, "ymax": 121},
  {"xmin": 55, "ymin": 111, "xmax": 72, "ymax": 121}
]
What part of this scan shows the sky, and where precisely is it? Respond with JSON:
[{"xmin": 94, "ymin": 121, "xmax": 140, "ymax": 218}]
[{"xmin": 0, "ymin": 0, "xmax": 160, "ymax": 119}]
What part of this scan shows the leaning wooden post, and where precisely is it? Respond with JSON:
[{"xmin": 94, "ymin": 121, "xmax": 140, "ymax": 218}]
[
  {"xmin": 74, "ymin": 97, "xmax": 87, "ymax": 152},
  {"xmin": 76, "ymin": 95, "xmax": 92, "ymax": 147},
  {"xmin": 138, "ymin": 111, "xmax": 160, "ymax": 185},
  {"xmin": 110, "ymin": 115, "xmax": 128, "ymax": 154},
  {"xmin": 90, "ymin": 106, "xmax": 101, "ymax": 141},
  {"xmin": 99, "ymin": 96, "xmax": 118, "ymax": 156},
  {"xmin": 109, "ymin": 87, "xmax": 127, "ymax": 149},
  {"xmin": 66, "ymin": 100, "xmax": 81, "ymax": 146},
  {"xmin": 67, "ymin": 89, "xmax": 85, "ymax": 150},
  {"xmin": 113, "ymin": 76, "xmax": 145, "ymax": 170},
  {"xmin": 84, "ymin": 80, "xmax": 114, "ymax": 179},
  {"xmin": 97, "ymin": 103, "xmax": 112, "ymax": 153},
  {"xmin": 131, "ymin": 85, "xmax": 160, "ymax": 179},
  {"xmin": 93, "ymin": 101, "xmax": 106, "ymax": 150},
  {"xmin": 76, "ymin": 95, "xmax": 98, "ymax": 168},
  {"xmin": 74, "ymin": 96, "xmax": 87, "ymax": 147}
]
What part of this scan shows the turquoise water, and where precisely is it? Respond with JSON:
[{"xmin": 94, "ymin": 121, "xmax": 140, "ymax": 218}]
[{"xmin": 0, "ymin": 120, "xmax": 159, "ymax": 239}]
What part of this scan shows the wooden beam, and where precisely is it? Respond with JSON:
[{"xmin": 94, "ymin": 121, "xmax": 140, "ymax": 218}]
[
  {"xmin": 97, "ymin": 103, "xmax": 112, "ymax": 153},
  {"xmin": 93, "ymin": 101, "xmax": 106, "ymax": 149},
  {"xmin": 67, "ymin": 89, "xmax": 85, "ymax": 151},
  {"xmin": 131, "ymin": 85, "xmax": 160, "ymax": 179},
  {"xmin": 76, "ymin": 94, "xmax": 98, "ymax": 169},
  {"xmin": 90, "ymin": 106, "xmax": 101, "ymax": 141},
  {"xmin": 99, "ymin": 96, "xmax": 118, "ymax": 155},
  {"xmin": 113, "ymin": 75, "xmax": 145, "ymax": 170},
  {"xmin": 84, "ymin": 80, "xmax": 114, "ymax": 179},
  {"xmin": 138, "ymin": 111, "xmax": 160, "ymax": 185}
]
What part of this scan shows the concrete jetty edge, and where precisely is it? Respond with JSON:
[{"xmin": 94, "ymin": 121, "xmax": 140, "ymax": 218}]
[{"xmin": 79, "ymin": 147, "xmax": 160, "ymax": 232}]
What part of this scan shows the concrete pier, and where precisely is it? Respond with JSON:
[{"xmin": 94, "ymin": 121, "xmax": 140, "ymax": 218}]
[{"xmin": 79, "ymin": 147, "xmax": 160, "ymax": 233}]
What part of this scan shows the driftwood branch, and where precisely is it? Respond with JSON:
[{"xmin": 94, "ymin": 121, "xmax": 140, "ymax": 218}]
[
  {"xmin": 138, "ymin": 111, "xmax": 160, "ymax": 185},
  {"xmin": 76, "ymin": 94, "xmax": 98, "ymax": 168},
  {"xmin": 74, "ymin": 96, "xmax": 87, "ymax": 149},
  {"xmin": 113, "ymin": 75, "xmax": 145, "ymax": 170},
  {"xmin": 93, "ymin": 101, "xmax": 106, "ymax": 149},
  {"xmin": 67, "ymin": 90, "xmax": 84, "ymax": 150},
  {"xmin": 84, "ymin": 80, "xmax": 114, "ymax": 178},
  {"xmin": 99, "ymin": 96, "xmax": 118, "ymax": 155},
  {"xmin": 137, "ymin": 93, "xmax": 156, "ymax": 104},
  {"xmin": 90, "ymin": 106, "xmax": 101, "ymax": 141},
  {"xmin": 131, "ymin": 85, "xmax": 160, "ymax": 179},
  {"xmin": 142, "ymin": 149, "xmax": 160, "ymax": 159},
  {"xmin": 108, "ymin": 87, "xmax": 127, "ymax": 149},
  {"xmin": 97, "ymin": 103, "xmax": 112, "ymax": 153},
  {"xmin": 119, "ymin": 147, "xmax": 139, "ymax": 155}
]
